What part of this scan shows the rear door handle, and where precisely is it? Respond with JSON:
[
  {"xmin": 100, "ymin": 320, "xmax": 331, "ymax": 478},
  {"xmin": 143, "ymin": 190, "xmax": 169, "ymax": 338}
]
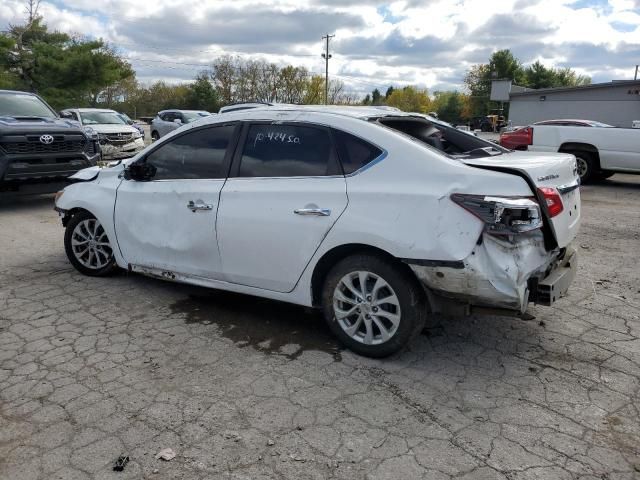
[
  {"xmin": 294, "ymin": 208, "xmax": 331, "ymax": 216},
  {"xmin": 187, "ymin": 200, "xmax": 214, "ymax": 212}
]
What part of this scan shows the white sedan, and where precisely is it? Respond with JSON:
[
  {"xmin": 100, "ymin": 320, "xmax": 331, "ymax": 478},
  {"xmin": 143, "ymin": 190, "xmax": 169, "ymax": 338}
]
[{"xmin": 55, "ymin": 106, "xmax": 580, "ymax": 357}]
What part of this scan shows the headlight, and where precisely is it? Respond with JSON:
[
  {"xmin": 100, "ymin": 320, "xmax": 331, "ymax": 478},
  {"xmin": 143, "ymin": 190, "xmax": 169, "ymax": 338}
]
[
  {"xmin": 83, "ymin": 126, "xmax": 98, "ymax": 139},
  {"xmin": 132, "ymin": 131, "xmax": 142, "ymax": 139}
]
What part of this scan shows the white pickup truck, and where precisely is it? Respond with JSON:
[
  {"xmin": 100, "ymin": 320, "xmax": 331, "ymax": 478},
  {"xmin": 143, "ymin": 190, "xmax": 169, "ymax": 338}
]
[{"xmin": 526, "ymin": 124, "xmax": 640, "ymax": 182}]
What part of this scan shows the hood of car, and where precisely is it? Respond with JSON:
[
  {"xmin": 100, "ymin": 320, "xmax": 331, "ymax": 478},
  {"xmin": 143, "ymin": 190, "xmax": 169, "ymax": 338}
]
[
  {"xmin": 86, "ymin": 124, "xmax": 140, "ymax": 134},
  {"xmin": 0, "ymin": 116, "xmax": 81, "ymax": 131}
]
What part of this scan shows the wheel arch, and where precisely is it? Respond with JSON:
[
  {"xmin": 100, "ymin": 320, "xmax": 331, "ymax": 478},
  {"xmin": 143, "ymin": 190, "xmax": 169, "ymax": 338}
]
[
  {"xmin": 559, "ymin": 142, "xmax": 600, "ymax": 166},
  {"xmin": 310, "ymin": 243, "xmax": 422, "ymax": 307},
  {"xmin": 59, "ymin": 206, "xmax": 94, "ymax": 227}
]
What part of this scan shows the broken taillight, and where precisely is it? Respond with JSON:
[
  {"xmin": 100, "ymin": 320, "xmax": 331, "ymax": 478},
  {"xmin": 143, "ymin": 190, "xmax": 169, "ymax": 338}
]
[
  {"xmin": 451, "ymin": 194, "xmax": 543, "ymax": 235},
  {"xmin": 537, "ymin": 187, "xmax": 564, "ymax": 217}
]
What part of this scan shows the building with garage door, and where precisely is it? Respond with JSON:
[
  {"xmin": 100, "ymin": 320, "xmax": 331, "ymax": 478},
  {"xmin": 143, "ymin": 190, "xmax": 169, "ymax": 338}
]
[{"xmin": 492, "ymin": 80, "xmax": 640, "ymax": 128}]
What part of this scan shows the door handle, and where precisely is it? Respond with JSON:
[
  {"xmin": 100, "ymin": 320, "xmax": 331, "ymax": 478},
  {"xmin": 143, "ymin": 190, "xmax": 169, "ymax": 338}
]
[
  {"xmin": 294, "ymin": 208, "xmax": 331, "ymax": 216},
  {"xmin": 187, "ymin": 200, "xmax": 214, "ymax": 212}
]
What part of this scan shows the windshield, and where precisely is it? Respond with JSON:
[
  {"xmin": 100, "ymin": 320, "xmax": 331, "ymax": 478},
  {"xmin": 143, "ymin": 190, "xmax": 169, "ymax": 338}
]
[
  {"xmin": 117, "ymin": 113, "xmax": 132, "ymax": 123},
  {"xmin": 0, "ymin": 92, "xmax": 57, "ymax": 119},
  {"xmin": 588, "ymin": 121, "xmax": 615, "ymax": 128},
  {"xmin": 80, "ymin": 111, "xmax": 127, "ymax": 125},
  {"xmin": 375, "ymin": 116, "xmax": 508, "ymax": 159},
  {"xmin": 183, "ymin": 111, "xmax": 210, "ymax": 122}
]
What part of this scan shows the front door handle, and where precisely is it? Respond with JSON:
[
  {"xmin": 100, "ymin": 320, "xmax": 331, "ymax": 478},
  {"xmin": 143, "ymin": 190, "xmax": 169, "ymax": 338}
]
[
  {"xmin": 187, "ymin": 200, "xmax": 214, "ymax": 212},
  {"xmin": 294, "ymin": 208, "xmax": 331, "ymax": 216}
]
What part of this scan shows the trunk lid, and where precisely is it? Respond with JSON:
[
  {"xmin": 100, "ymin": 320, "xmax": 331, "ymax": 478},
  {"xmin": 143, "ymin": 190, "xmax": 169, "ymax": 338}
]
[{"xmin": 462, "ymin": 151, "xmax": 581, "ymax": 248}]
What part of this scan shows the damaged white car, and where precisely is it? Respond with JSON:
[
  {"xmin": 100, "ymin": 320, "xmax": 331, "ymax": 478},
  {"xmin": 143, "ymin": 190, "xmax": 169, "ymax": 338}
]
[
  {"xmin": 54, "ymin": 106, "xmax": 580, "ymax": 357},
  {"xmin": 60, "ymin": 108, "xmax": 145, "ymax": 162}
]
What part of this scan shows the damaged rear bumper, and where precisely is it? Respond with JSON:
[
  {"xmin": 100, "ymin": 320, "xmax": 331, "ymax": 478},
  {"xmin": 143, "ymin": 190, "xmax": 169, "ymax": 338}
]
[{"xmin": 405, "ymin": 232, "xmax": 577, "ymax": 313}]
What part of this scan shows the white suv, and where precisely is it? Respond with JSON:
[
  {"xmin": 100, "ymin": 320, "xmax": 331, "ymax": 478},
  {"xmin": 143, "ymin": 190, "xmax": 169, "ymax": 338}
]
[{"xmin": 55, "ymin": 106, "xmax": 580, "ymax": 357}]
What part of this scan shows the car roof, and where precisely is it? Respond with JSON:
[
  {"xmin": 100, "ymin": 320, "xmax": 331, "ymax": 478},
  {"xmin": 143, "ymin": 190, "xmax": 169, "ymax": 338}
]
[
  {"xmin": 64, "ymin": 108, "xmax": 118, "ymax": 113},
  {"xmin": 159, "ymin": 109, "xmax": 210, "ymax": 114},
  {"xmin": 217, "ymin": 104, "xmax": 440, "ymax": 122}
]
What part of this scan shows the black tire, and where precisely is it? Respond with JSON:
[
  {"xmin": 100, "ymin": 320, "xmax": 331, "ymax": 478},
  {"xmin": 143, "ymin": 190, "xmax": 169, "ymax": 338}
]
[
  {"xmin": 151, "ymin": 130, "xmax": 160, "ymax": 141},
  {"xmin": 569, "ymin": 151, "xmax": 597, "ymax": 183},
  {"xmin": 64, "ymin": 210, "xmax": 117, "ymax": 277},
  {"xmin": 321, "ymin": 254, "xmax": 427, "ymax": 358}
]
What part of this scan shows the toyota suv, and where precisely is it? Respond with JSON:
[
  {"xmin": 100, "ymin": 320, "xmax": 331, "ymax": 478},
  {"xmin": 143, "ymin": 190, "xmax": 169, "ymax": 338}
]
[
  {"xmin": 0, "ymin": 90, "xmax": 99, "ymax": 190},
  {"xmin": 55, "ymin": 105, "xmax": 580, "ymax": 357}
]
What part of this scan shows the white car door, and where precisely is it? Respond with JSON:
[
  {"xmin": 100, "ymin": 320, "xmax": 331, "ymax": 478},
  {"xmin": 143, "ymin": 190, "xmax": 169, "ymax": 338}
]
[
  {"xmin": 217, "ymin": 122, "xmax": 348, "ymax": 292},
  {"xmin": 114, "ymin": 123, "xmax": 239, "ymax": 279}
]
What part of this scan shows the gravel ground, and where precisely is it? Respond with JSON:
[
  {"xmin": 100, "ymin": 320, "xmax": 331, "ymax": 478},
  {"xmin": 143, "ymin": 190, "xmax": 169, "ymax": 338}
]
[{"xmin": 0, "ymin": 175, "xmax": 639, "ymax": 480}]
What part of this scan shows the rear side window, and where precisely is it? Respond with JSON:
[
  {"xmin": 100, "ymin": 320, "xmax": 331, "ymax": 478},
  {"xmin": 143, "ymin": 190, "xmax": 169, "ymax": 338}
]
[
  {"xmin": 145, "ymin": 125, "xmax": 235, "ymax": 180},
  {"xmin": 238, "ymin": 124, "xmax": 339, "ymax": 177},
  {"xmin": 333, "ymin": 129, "xmax": 383, "ymax": 174}
]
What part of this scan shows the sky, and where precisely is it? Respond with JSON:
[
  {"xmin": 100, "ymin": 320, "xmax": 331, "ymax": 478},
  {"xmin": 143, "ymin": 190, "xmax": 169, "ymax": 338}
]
[{"xmin": 2, "ymin": 0, "xmax": 639, "ymax": 94}]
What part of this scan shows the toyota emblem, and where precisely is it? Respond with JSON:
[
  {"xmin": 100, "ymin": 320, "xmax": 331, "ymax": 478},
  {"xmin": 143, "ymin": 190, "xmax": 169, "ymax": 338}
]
[{"xmin": 39, "ymin": 134, "xmax": 54, "ymax": 144}]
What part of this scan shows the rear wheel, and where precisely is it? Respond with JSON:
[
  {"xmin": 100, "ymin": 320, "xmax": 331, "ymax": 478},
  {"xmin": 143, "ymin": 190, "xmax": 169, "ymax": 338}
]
[
  {"xmin": 570, "ymin": 151, "xmax": 596, "ymax": 183},
  {"xmin": 321, "ymin": 254, "xmax": 426, "ymax": 358},
  {"xmin": 151, "ymin": 130, "xmax": 160, "ymax": 141},
  {"xmin": 64, "ymin": 211, "xmax": 117, "ymax": 276}
]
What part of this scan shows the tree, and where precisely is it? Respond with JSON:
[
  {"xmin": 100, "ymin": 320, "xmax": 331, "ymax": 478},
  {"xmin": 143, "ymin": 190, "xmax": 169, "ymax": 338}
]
[
  {"xmin": 184, "ymin": 72, "xmax": 219, "ymax": 112},
  {"xmin": 362, "ymin": 93, "xmax": 371, "ymax": 105},
  {"xmin": 432, "ymin": 91, "xmax": 471, "ymax": 124},
  {"xmin": 0, "ymin": 11, "xmax": 134, "ymax": 109},
  {"xmin": 385, "ymin": 86, "xmax": 431, "ymax": 113},
  {"xmin": 523, "ymin": 61, "xmax": 590, "ymax": 89},
  {"xmin": 463, "ymin": 49, "xmax": 590, "ymax": 118},
  {"xmin": 371, "ymin": 88, "xmax": 382, "ymax": 105},
  {"xmin": 385, "ymin": 86, "xmax": 395, "ymax": 100}
]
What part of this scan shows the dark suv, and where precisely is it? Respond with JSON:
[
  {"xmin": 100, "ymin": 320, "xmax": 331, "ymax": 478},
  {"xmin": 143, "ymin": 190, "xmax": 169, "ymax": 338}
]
[{"xmin": 0, "ymin": 90, "xmax": 100, "ymax": 190}]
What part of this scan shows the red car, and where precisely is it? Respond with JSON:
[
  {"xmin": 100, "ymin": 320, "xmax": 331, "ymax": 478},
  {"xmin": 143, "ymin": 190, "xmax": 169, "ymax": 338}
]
[{"xmin": 499, "ymin": 119, "xmax": 614, "ymax": 150}]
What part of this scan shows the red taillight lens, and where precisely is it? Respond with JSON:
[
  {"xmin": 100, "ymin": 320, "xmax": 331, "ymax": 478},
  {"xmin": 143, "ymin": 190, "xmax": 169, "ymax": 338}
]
[
  {"xmin": 524, "ymin": 127, "xmax": 533, "ymax": 145},
  {"xmin": 537, "ymin": 187, "xmax": 563, "ymax": 217}
]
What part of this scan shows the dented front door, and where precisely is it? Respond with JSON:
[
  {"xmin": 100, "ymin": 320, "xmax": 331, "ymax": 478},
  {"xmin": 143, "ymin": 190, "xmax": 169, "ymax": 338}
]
[{"xmin": 113, "ymin": 124, "xmax": 237, "ymax": 279}]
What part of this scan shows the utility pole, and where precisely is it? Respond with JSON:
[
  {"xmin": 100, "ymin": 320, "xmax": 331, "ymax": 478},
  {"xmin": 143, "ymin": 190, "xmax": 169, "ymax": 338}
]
[
  {"xmin": 635, "ymin": 65, "xmax": 639, "ymax": 81},
  {"xmin": 321, "ymin": 34, "xmax": 334, "ymax": 105}
]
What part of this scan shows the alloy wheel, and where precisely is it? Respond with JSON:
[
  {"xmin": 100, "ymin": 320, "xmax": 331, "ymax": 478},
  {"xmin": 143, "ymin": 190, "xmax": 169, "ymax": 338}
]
[
  {"xmin": 576, "ymin": 156, "xmax": 588, "ymax": 179},
  {"xmin": 333, "ymin": 271, "xmax": 401, "ymax": 345},
  {"xmin": 71, "ymin": 218, "xmax": 113, "ymax": 270}
]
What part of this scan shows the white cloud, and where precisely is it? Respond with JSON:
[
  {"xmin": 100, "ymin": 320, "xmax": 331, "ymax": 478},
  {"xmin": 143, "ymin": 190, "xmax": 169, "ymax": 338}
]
[{"xmin": 1, "ymin": 0, "xmax": 639, "ymax": 93}]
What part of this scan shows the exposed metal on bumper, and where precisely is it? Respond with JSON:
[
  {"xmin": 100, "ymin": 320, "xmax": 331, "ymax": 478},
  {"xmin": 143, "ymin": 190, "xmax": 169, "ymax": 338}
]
[
  {"xmin": 535, "ymin": 248, "xmax": 577, "ymax": 305},
  {"xmin": 99, "ymin": 139, "xmax": 145, "ymax": 160},
  {"xmin": 407, "ymin": 232, "xmax": 575, "ymax": 313}
]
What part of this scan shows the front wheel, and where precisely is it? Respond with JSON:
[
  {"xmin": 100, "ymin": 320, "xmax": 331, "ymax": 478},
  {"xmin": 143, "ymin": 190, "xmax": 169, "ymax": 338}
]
[
  {"xmin": 151, "ymin": 130, "xmax": 160, "ymax": 141},
  {"xmin": 64, "ymin": 211, "xmax": 117, "ymax": 276},
  {"xmin": 321, "ymin": 254, "xmax": 426, "ymax": 358}
]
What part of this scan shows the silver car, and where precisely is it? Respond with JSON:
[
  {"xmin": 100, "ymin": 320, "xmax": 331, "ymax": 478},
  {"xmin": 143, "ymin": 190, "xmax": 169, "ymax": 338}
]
[{"xmin": 150, "ymin": 110, "xmax": 211, "ymax": 140}]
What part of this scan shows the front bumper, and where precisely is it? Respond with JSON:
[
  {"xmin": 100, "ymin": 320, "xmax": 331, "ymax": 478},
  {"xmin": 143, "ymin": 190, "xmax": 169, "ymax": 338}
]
[
  {"xmin": 406, "ymin": 232, "xmax": 577, "ymax": 313},
  {"xmin": 99, "ymin": 138, "xmax": 145, "ymax": 161},
  {"xmin": 0, "ymin": 151, "xmax": 100, "ymax": 183}
]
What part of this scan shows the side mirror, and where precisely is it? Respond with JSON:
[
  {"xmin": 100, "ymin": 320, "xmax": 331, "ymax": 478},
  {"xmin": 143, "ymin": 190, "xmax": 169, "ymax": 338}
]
[
  {"xmin": 173, "ymin": 118, "xmax": 183, "ymax": 124},
  {"xmin": 123, "ymin": 162, "xmax": 157, "ymax": 181},
  {"xmin": 59, "ymin": 111, "xmax": 74, "ymax": 119}
]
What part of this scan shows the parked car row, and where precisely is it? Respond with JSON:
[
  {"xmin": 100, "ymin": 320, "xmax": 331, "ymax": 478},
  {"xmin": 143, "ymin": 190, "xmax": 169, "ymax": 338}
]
[{"xmin": 499, "ymin": 118, "xmax": 640, "ymax": 182}]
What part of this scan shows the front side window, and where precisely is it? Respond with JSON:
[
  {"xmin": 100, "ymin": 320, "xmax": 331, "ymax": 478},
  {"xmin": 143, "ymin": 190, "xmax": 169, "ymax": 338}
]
[
  {"xmin": 238, "ymin": 124, "xmax": 338, "ymax": 177},
  {"xmin": 145, "ymin": 125, "xmax": 235, "ymax": 180}
]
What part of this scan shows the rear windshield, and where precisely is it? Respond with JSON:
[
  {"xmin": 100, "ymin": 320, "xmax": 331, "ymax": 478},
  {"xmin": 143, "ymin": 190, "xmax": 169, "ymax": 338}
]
[
  {"xmin": 183, "ymin": 111, "xmax": 210, "ymax": 122},
  {"xmin": 373, "ymin": 116, "xmax": 508, "ymax": 159},
  {"xmin": 0, "ymin": 92, "xmax": 56, "ymax": 119}
]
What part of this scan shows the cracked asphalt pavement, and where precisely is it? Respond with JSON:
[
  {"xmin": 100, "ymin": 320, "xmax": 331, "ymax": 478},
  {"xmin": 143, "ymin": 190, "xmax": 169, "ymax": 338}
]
[{"xmin": 1, "ymin": 176, "xmax": 639, "ymax": 480}]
